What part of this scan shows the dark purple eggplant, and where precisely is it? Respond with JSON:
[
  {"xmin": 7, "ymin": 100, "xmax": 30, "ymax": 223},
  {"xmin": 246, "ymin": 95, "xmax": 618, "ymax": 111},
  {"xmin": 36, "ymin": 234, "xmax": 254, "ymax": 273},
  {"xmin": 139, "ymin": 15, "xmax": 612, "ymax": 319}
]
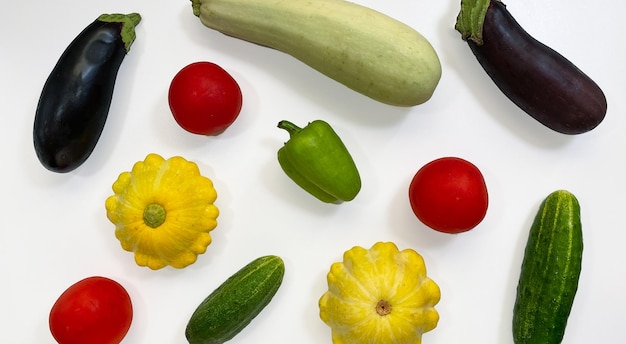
[
  {"xmin": 455, "ymin": 0, "xmax": 606, "ymax": 135},
  {"xmin": 33, "ymin": 13, "xmax": 141, "ymax": 173}
]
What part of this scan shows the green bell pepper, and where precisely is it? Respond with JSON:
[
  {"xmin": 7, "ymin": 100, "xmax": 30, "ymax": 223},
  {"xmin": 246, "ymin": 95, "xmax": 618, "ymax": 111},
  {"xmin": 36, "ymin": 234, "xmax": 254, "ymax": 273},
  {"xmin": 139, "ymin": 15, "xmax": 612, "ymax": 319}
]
[{"xmin": 277, "ymin": 120, "xmax": 361, "ymax": 203}]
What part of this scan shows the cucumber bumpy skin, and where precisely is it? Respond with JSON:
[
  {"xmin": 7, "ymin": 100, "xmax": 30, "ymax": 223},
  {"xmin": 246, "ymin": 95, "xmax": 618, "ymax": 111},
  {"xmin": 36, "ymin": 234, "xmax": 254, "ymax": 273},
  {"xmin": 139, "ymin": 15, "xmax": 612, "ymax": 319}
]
[
  {"xmin": 190, "ymin": 0, "xmax": 441, "ymax": 107},
  {"xmin": 185, "ymin": 255, "xmax": 285, "ymax": 344},
  {"xmin": 513, "ymin": 190, "xmax": 583, "ymax": 344}
]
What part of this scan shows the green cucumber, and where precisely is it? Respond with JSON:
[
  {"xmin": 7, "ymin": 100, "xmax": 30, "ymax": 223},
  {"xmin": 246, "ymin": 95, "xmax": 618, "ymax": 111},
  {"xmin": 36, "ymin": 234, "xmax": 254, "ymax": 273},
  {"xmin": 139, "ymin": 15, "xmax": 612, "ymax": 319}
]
[
  {"xmin": 190, "ymin": 0, "xmax": 441, "ymax": 107},
  {"xmin": 185, "ymin": 255, "xmax": 285, "ymax": 344},
  {"xmin": 513, "ymin": 190, "xmax": 583, "ymax": 344}
]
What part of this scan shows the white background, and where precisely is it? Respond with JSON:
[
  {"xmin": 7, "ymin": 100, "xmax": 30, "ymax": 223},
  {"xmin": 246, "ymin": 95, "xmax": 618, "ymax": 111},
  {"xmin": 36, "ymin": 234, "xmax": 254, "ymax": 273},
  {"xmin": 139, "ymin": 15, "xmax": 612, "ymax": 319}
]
[{"xmin": 1, "ymin": 0, "xmax": 624, "ymax": 343}]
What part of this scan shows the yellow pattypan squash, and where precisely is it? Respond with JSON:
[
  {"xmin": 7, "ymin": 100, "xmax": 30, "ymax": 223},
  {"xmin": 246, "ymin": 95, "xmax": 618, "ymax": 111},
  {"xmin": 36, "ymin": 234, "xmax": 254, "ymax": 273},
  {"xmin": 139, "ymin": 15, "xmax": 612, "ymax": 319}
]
[
  {"xmin": 105, "ymin": 153, "xmax": 219, "ymax": 270},
  {"xmin": 319, "ymin": 242, "xmax": 440, "ymax": 344}
]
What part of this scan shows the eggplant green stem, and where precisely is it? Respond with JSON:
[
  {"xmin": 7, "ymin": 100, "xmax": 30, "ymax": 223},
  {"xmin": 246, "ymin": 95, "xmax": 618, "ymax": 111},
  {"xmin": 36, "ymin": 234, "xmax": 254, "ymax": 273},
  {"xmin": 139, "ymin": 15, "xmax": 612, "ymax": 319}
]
[
  {"xmin": 277, "ymin": 120, "xmax": 303, "ymax": 138},
  {"xmin": 455, "ymin": 0, "xmax": 497, "ymax": 45},
  {"xmin": 98, "ymin": 13, "xmax": 142, "ymax": 52}
]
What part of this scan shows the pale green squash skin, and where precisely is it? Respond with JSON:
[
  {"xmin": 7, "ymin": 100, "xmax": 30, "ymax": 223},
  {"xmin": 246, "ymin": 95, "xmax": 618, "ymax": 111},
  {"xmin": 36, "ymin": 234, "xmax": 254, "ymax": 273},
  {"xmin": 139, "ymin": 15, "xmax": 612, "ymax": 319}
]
[
  {"xmin": 191, "ymin": 0, "xmax": 441, "ymax": 106},
  {"xmin": 513, "ymin": 190, "xmax": 583, "ymax": 344},
  {"xmin": 185, "ymin": 255, "xmax": 285, "ymax": 344}
]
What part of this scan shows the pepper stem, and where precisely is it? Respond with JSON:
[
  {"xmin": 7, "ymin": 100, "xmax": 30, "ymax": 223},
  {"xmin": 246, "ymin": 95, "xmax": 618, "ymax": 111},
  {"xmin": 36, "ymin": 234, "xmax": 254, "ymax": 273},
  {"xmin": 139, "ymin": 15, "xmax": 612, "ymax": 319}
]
[
  {"xmin": 144, "ymin": 203, "xmax": 166, "ymax": 228},
  {"xmin": 455, "ymin": 0, "xmax": 495, "ymax": 45},
  {"xmin": 277, "ymin": 120, "xmax": 303, "ymax": 138}
]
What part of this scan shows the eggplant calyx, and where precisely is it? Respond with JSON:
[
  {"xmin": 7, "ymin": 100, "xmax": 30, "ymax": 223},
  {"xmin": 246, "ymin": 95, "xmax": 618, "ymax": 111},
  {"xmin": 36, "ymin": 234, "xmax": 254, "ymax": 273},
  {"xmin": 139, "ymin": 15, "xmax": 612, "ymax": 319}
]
[
  {"xmin": 97, "ymin": 13, "xmax": 142, "ymax": 52},
  {"xmin": 455, "ymin": 0, "xmax": 498, "ymax": 45}
]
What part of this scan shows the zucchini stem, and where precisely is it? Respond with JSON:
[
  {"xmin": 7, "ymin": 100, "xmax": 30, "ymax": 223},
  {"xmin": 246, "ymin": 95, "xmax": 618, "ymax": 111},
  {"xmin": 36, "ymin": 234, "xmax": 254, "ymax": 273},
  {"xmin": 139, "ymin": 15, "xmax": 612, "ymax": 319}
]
[{"xmin": 191, "ymin": 0, "xmax": 202, "ymax": 17}]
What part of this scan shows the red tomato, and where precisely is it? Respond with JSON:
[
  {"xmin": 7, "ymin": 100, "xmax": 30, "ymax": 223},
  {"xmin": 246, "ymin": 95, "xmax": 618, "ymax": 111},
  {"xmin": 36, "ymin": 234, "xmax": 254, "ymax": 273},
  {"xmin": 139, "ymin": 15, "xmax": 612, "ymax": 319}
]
[
  {"xmin": 49, "ymin": 276, "xmax": 133, "ymax": 344},
  {"xmin": 408, "ymin": 157, "xmax": 488, "ymax": 234},
  {"xmin": 168, "ymin": 61, "xmax": 243, "ymax": 135}
]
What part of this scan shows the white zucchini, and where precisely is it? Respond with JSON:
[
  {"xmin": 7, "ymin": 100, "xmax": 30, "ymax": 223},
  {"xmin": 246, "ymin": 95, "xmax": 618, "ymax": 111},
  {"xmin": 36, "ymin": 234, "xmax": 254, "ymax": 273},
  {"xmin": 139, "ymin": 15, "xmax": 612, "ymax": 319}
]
[{"xmin": 191, "ymin": 0, "xmax": 441, "ymax": 106}]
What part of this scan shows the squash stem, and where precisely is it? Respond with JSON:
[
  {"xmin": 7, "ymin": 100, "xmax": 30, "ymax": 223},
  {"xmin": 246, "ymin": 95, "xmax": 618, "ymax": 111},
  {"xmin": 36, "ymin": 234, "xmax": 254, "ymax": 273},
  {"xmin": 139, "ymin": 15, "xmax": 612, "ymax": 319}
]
[
  {"xmin": 144, "ymin": 203, "xmax": 166, "ymax": 228},
  {"xmin": 455, "ymin": 0, "xmax": 495, "ymax": 45},
  {"xmin": 376, "ymin": 300, "xmax": 392, "ymax": 316}
]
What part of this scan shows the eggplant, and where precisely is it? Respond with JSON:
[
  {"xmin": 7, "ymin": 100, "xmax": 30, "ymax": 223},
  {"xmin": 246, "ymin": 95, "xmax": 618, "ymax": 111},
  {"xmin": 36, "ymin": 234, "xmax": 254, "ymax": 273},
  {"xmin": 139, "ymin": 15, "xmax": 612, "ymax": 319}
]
[
  {"xmin": 33, "ymin": 13, "xmax": 141, "ymax": 173},
  {"xmin": 455, "ymin": 0, "xmax": 606, "ymax": 135}
]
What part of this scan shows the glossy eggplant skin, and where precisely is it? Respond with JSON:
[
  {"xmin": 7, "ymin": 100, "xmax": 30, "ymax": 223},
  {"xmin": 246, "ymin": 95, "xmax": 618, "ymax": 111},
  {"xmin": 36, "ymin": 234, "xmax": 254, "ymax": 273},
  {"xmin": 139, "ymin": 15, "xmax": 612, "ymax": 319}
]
[
  {"xmin": 34, "ymin": 14, "xmax": 140, "ymax": 173},
  {"xmin": 466, "ymin": 1, "xmax": 606, "ymax": 135}
]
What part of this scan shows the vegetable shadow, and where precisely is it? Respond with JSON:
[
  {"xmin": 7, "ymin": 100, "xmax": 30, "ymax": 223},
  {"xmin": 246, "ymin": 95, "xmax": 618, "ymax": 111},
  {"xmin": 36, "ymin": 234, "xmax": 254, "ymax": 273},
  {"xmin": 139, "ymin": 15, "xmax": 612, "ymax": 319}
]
[
  {"xmin": 385, "ymin": 172, "xmax": 454, "ymax": 249},
  {"xmin": 498, "ymin": 202, "xmax": 541, "ymax": 343},
  {"xmin": 257, "ymin": 136, "xmax": 346, "ymax": 217}
]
